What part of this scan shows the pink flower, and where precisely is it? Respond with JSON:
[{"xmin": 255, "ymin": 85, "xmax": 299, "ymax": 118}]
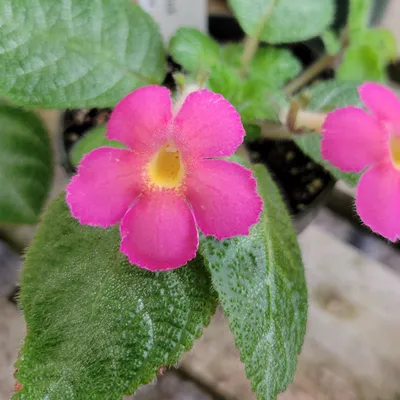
[
  {"xmin": 66, "ymin": 86, "xmax": 262, "ymax": 271},
  {"xmin": 322, "ymin": 82, "xmax": 400, "ymax": 241}
]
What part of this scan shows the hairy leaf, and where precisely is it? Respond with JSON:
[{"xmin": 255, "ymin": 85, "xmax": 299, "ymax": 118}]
[
  {"xmin": 0, "ymin": 104, "xmax": 53, "ymax": 224},
  {"xmin": 169, "ymin": 28, "xmax": 220, "ymax": 74},
  {"xmin": 70, "ymin": 125, "xmax": 126, "ymax": 167},
  {"xmin": 14, "ymin": 196, "xmax": 217, "ymax": 399},
  {"xmin": 0, "ymin": 0, "xmax": 166, "ymax": 108},
  {"xmin": 200, "ymin": 164, "xmax": 307, "ymax": 400},
  {"xmin": 228, "ymin": 0, "xmax": 334, "ymax": 44}
]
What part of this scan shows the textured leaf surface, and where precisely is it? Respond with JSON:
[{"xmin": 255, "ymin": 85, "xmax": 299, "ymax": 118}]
[
  {"xmin": 14, "ymin": 196, "xmax": 217, "ymax": 399},
  {"xmin": 0, "ymin": 0, "xmax": 166, "ymax": 108},
  {"xmin": 228, "ymin": 0, "xmax": 334, "ymax": 44},
  {"xmin": 0, "ymin": 104, "xmax": 52, "ymax": 224},
  {"xmin": 200, "ymin": 165, "xmax": 307, "ymax": 400},
  {"xmin": 70, "ymin": 125, "xmax": 126, "ymax": 167},
  {"xmin": 169, "ymin": 28, "xmax": 220, "ymax": 73},
  {"xmin": 294, "ymin": 81, "xmax": 362, "ymax": 186}
]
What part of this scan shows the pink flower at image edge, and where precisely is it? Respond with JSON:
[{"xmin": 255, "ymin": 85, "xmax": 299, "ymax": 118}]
[
  {"xmin": 322, "ymin": 82, "xmax": 400, "ymax": 241},
  {"xmin": 66, "ymin": 86, "xmax": 263, "ymax": 271}
]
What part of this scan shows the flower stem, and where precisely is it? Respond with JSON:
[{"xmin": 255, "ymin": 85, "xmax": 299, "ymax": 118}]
[
  {"xmin": 283, "ymin": 53, "xmax": 336, "ymax": 96},
  {"xmin": 239, "ymin": 0, "xmax": 277, "ymax": 77}
]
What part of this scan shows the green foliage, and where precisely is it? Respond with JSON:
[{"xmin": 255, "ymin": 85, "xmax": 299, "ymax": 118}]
[
  {"xmin": 0, "ymin": 104, "xmax": 53, "ymax": 224},
  {"xmin": 70, "ymin": 125, "xmax": 126, "ymax": 167},
  {"xmin": 0, "ymin": 0, "xmax": 166, "ymax": 108},
  {"xmin": 337, "ymin": 43, "xmax": 385, "ymax": 82},
  {"xmin": 14, "ymin": 196, "xmax": 217, "ymax": 399},
  {"xmin": 338, "ymin": 0, "xmax": 397, "ymax": 82},
  {"xmin": 294, "ymin": 81, "xmax": 363, "ymax": 186},
  {"xmin": 322, "ymin": 30, "xmax": 341, "ymax": 55},
  {"xmin": 168, "ymin": 28, "xmax": 220, "ymax": 74},
  {"xmin": 200, "ymin": 164, "xmax": 307, "ymax": 400},
  {"xmin": 228, "ymin": 0, "xmax": 334, "ymax": 44}
]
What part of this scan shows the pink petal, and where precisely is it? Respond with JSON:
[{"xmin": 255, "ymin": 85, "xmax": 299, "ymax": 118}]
[
  {"xmin": 173, "ymin": 89, "xmax": 245, "ymax": 158},
  {"xmin": 359, "ymin": 83, "xmax": 400, "ymax": 131},
  {"xmin": 356, "ymin": 162, "xmax": 400, "ymax": 241},
  {"xmin": 67, "ymin": 147, "xmax": 144, "ymax": 228},
  {"xmin": 321, "ymin": 106, "xmax": 389, "ymax": 172},
  {"xmin": 107, "ymin": 86, "xmax": 173, "ymax": 153},
  {"xmin": 186, "ymin": 160, "xmax": 262, "ymax": 239},
  {"xmin": 120, "ymin": 190, "xmax": 198, "ymax": 271}
]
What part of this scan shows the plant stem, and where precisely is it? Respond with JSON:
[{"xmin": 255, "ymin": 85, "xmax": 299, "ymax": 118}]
[
  {"xmin": 239, "ymin": 0, "xmax": 277, "ymax": 77},
  {"xmin": 283, "ymin": 53, "xmax": 336, "ymax": 96}
]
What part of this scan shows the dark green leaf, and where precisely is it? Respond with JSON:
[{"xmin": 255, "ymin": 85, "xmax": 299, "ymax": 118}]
[
  {"xmin": 14, "ymin": 196, "xmax": 217, "ymax": 399},
  {"xmin": 294, "ymin": 134, "xmax": 361, "ymax": 186},
  {"xmin": 169, "ymin": 28, "xmax": 220, "ymax": 73},
  {"xmin": 294, "ymin": 81, "xmax": 363, "ymax": 186},
  {"xmin": 0, "ymin": 0, "xmax": 166, "ymax": 108},
  {"xmin": 228, "ymin": 0, "xmax": 334, "ymax": 44},
  {"xmin": 70, "ymin": 125, "xmax": 126, "ymax": 167},
  {"xmin": 200, "ymin": 164, "xmax": 307, "ymax": 400},
  {"xmin": 244, "ymin": 123, "xmax": 262, "ymax": 141},
  {"xmin": 0, "ymin": 104, "xmax": 53, "ymax": 224}
]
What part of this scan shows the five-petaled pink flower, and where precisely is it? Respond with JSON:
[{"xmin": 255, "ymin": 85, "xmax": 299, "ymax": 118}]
[
  {"xmin": 67, "ymin": 85, "xmax": 263, "ymax": 271},
  {"xmin": 322, "ymin": 82, "xmax": 400, "ymax": 241}
]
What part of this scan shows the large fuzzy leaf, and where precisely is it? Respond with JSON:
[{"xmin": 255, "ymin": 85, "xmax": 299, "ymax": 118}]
[
  {"xmin": 14, "ymin": 196, "xmax": 217, "ymax": 399},
  {"xmin": 200, "ymin": 165, "xmax": 307, "ymax": 400},
  {"xmin": 0, "ymin": 0, "xmax": 166, "ymax": 108}
]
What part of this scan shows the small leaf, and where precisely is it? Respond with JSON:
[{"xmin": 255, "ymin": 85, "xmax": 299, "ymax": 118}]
[
  {"xmin": 294, "ymin": 80, "xmax": 363, "ymax": 186},
  {"xmin": 70, "ymin": 125, "xmax": 126, "ymax": 167},
  {"xmin": 337, "ymin": 44, "xmax": 385, "ymax": 82},
  {"xmin": 294, "ymin": 134, "xmax": 360, "ymax": 186},
  {"xmin": 0, "ymin": 104, "xmax": 53, "ymax": 224},
  {"xmin": 228, "ymin": 0, "xmax": 335, "ymax": 44},
  {"xmin": 14, "ymin": 196, "xmax": 217, "ymax": 399},
  {"xmin": 0, "ymin": 0, "xmax": 166, "ymax": 108},
  {"xmin": 169, "ymin": 28, "xmax": 220, "ymax": 74},
  {"xmin": 322, "ymin": 30, "xmax": 341, "ymax": 55},
  {"xmin": 305, "ymin": 80, "xmax": 363, "ymax": 110},
  {"xmin": 348, "ymin": 0, "xmax": 372, "ymax": 40},
  {"xmin": 200, "ymin": 164, "xmax": 307, "ymax": 400}
]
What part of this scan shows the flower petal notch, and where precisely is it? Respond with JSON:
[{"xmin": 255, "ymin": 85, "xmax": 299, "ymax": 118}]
[
  {"xmin": 67, "ymin": 85, "xmax": 262, "ymax": 271},
  {"xmin": 322, "ymin": 82, "xmax": 400, "ymax": 241}
]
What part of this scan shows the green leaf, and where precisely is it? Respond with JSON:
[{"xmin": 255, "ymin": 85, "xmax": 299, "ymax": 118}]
[
  {"xmin": 244, "ymin": 123, "xmax": 262, "ymax": 141},
  {"xmin": 294, "ymin": 81, "xmax": 362, "ymax": 186},
  {"xmin": 0, "ymin": 0, "xmax": 166, "ymax": 108},
  {"xmin": 169, "ymin": 28, "xmax": 220, "ymax": 74},
  {"xmin": 200, "ymin": 164, "xmax": 307, "ymax": 400},
  {"xmin": 70, "ymin": 125, "xmax": 126, "ymax": 167},
  {"xmin": 251, "ymin": 47, "xmax": 302, "ymax": 88},
  {"xmin": 322, "ymin": 30, "xmax": 341, "ymax": 55},
  {"xmin": 294, "ymin": 134, "xmax": 360, "ymax": 186},
  {"xmin": 0, "ymin": 104, "xmax": 53, "ymax": 224},
  {"xmin": 14, "ymin": 196, "xmax": 217, "ymax": 399},
  {"xmin": 337, "ymin": 43, "xmax": 385, "ymax": 82},
  {"xmin": 348, "ymin": 0, "xmax": 372, "ymax": 39},
  {"xmin": 305, "ymin": 80, "xmax": 363, "ymax": 110},
  {"xmin": 228, "ymin": 0, "xmax": 334, "ymax": 44}
]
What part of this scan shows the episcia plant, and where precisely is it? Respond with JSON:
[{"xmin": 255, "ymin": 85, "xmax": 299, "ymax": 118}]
[{"xmin": 0, "ymin": 0, "xmax": 398, "ymax": 399}]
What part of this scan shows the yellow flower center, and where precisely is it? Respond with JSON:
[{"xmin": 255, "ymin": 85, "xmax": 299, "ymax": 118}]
[
  {"xmin": 390, "ymin": 136, "xmax": 400, "ymax": 170},
  {"xmin": 147, "ymin": 144, "xmax": 184, "ymax": 189}
]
